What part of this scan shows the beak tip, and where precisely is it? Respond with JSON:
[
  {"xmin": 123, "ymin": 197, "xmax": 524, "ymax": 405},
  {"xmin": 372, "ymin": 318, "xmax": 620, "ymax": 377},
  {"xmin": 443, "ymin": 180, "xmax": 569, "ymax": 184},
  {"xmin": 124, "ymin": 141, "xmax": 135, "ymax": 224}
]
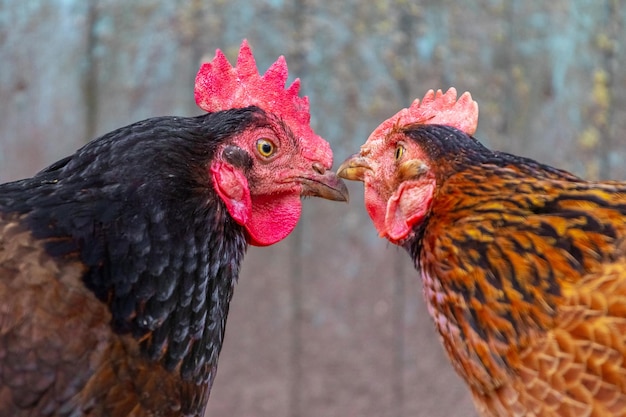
[
  {"xmin": 299, "ymin": 170, "xmax": 350, "ymax": 202},
  {"xmin": 336, "ymin": 153, "xmax": 369, "ymax": 182},
  {"xmin": 338, "ymin": 181, "xmax": 350, "ymax": 203},
  {"xmin": 333, "ymin": 177, "xmax": 350, "ymax": 203}
]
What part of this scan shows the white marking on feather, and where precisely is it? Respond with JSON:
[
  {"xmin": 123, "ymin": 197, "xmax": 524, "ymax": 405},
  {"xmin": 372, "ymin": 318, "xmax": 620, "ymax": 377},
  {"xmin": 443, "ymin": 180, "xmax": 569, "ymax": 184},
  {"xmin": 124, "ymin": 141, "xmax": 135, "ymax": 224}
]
[{"xmin": 420, "ymin": 266, "xmax": 461, "ymax": 338}]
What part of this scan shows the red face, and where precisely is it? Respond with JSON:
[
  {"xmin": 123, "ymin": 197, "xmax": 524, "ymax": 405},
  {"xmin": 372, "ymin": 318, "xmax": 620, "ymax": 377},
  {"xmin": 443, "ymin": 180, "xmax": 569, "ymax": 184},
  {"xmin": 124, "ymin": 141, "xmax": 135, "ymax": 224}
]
[
  {"xmin": 196, "ymin": 41, "xmax": 349, "ymax": 246},
  {"xmin": 210, "ymin": 117, "xmax": 348, "ymax": 246},
  {"xmin": 337, "ymin": 88, "xmax": 478, "ymax": 244},
  {"xmin": 337, "ymin": 130, "xmax": 436, "ymax": 244}
]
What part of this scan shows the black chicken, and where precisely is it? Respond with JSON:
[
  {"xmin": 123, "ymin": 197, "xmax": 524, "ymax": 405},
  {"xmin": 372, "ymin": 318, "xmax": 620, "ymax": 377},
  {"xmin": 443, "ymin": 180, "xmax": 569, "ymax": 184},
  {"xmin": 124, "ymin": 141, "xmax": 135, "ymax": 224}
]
[{"xmin": 0, "ymin": 40, "xmax": 348, "ymax": 417}]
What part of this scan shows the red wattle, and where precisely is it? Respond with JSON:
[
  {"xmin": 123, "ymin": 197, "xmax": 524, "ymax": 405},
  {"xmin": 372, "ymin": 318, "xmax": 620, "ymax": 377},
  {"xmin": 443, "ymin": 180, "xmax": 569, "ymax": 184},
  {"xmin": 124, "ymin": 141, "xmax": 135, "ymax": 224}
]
[
  {"xmin": 245, "ymin": 193, "xmax": 302, "ymax": 246},
  {"xmin": 364, "ymin": 187, "xmax": 388, "ymax": 239}
]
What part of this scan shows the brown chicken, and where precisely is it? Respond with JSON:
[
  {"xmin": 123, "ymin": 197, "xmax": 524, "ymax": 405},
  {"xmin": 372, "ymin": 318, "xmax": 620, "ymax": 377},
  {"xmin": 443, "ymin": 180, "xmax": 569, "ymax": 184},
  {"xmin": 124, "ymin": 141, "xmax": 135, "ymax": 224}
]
[
  {"xmin": 338, "ymin": 88, "xmax": 626, "ymax": 416},
  {"xmin": 0, "ymin": 41, "xmax": 348, "ymax": 416}
]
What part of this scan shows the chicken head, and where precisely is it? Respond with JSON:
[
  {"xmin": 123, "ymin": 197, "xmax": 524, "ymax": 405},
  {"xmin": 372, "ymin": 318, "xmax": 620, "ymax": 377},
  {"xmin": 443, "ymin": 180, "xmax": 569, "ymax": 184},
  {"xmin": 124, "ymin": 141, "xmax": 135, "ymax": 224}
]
[
  {"xmin": 337, "ymin": 88, "xmax": 477, "ymax": 244},
  {"xmin": 196, "ymin": 40, "xmax": 348, "ymax": 246}
]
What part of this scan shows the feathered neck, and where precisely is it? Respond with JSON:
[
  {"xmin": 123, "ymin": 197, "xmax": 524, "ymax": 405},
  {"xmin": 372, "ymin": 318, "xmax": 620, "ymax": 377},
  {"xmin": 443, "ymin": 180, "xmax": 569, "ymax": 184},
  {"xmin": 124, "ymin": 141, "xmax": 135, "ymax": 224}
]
[{"xmin": 0, "ymin": 111, "xmax": 260, "ymax": 383}]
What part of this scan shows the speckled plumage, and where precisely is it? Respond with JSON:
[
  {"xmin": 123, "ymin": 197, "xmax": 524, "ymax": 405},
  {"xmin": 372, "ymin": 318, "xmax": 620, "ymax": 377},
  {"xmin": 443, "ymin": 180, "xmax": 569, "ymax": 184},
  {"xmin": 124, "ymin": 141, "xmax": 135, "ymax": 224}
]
[
  {"xmin": 406, "ymin": 126, "xmax": 626, "ymax": 416},
  {"xmin": 340, "ymin": 121, "xmax": 626, "ymax": 416}
]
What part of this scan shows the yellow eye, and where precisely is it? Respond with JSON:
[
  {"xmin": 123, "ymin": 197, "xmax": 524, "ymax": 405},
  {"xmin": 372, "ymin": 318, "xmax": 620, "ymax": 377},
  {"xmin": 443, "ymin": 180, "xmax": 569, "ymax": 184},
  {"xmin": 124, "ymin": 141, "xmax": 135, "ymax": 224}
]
[
  {"xmin": 256, "ymin": 138, "xmax": 276, "ymax": 158},
  {"xmin": 394, "ymin": 144, "xmax": 405, "ymax": 160}
]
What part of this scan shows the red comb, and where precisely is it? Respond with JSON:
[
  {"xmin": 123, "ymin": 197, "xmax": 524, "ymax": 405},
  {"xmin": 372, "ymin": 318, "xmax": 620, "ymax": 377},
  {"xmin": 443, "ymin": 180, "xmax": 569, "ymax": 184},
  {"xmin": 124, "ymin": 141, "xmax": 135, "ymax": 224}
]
[
  {"xmin": 195, "ymin": 40, "xmax": 329, "ymax": 165},
  {"xmin": 370, "ymin": 88, "xmax": 479, "ymax": 140}
]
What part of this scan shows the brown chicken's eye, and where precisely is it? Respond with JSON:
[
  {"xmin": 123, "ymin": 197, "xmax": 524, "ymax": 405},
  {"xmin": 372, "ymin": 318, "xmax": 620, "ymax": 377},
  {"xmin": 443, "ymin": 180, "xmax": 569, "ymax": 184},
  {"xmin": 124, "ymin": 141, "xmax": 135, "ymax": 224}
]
[
  {"xmin": 256, "ymin": 138, "xmax": 276, "ymax": 158},
  {"xmin": 394, "ymin": 144, "xmax": 405, "ymax": 161}
]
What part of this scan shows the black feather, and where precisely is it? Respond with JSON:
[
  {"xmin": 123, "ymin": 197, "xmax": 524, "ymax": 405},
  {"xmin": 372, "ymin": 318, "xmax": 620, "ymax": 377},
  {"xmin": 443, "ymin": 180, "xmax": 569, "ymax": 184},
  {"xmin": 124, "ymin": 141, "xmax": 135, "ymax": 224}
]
[{"xmin": 0, "ymin": 106, "xmax": 271, "ymax": 384}]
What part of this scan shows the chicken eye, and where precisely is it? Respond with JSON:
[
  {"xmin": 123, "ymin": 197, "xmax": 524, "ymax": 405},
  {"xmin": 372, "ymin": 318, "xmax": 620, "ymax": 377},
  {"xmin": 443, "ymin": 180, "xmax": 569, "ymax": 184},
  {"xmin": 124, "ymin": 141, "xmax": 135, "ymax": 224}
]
[
  {"xmin": 394, "ymin": 144, "xmax": 405, "ymax": 161},
  {"xmin": 256, "ymin": 138, "xmax": 276, "ymax": 158}
]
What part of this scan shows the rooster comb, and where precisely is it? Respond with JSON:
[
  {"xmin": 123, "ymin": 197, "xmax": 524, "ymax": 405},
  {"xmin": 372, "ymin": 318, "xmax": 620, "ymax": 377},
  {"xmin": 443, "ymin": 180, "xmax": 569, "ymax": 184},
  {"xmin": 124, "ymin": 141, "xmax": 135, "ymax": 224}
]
[
  {"xmin": 194, "ymin": 40, "xmax": 330, "ymax": 164},
  {"xmin": 194, "ymin": 40, "xmax": 315, "ymax": 141},
  {"xmin": 371, "ymin": 88, "xmax": 479, "ymax": 140}
]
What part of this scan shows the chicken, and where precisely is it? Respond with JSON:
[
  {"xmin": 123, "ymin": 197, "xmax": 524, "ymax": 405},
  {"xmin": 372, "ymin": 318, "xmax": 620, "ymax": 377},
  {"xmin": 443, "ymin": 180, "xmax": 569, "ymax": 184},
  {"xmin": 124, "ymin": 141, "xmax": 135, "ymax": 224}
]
[
  {"xmin": 338, "ymin": 88, "xmax": 626, "ymax": 416},
  {"xmin": 0, "ymin": 40, "xmax": 348, "ymax": 417}
]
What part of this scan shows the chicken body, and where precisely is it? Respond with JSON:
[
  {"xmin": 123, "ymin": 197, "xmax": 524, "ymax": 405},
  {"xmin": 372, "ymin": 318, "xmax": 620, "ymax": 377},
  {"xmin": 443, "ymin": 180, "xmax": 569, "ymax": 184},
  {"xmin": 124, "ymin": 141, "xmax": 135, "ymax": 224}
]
[
  {"xmin": 339, "ymin": 96, "xmax": 626, "ymax": 415},
  {"xmin": 0, "ymin": 108, "xmax": 346, "ymax": 416},
  {"xmin": 406, "ymin": 127, "xmax": 626, "ymax": 416},
  {"xmin": 0, "ymin": 209, "xmax": 212, "ymax": 417}
]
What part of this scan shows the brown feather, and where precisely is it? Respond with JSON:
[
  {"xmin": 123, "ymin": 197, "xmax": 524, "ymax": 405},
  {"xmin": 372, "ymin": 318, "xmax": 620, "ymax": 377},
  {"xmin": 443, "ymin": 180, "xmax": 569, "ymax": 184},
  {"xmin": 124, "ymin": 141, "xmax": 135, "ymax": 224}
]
[
  {"xmin": 0, "ymin": 213, "xmax": 206, "ymax": 417},
  {"xmin": 337, "ymin": 108, "xmax": 626, "ymax": 416},
  {"xmin": 418, "ymin": 163, "xmax": 626, "ymax": 416}
]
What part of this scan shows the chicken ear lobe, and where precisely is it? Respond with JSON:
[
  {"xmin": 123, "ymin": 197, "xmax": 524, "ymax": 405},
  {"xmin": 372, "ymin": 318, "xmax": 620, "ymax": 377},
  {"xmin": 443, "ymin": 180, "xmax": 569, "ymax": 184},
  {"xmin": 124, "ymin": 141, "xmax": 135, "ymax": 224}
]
[
  {"xmin": 210, "ymin": 161, "xmax": 252, "ymax": 225},
  {"xmin": 384, "ymin": 180, "xmax": 435, "ymax": 243}
]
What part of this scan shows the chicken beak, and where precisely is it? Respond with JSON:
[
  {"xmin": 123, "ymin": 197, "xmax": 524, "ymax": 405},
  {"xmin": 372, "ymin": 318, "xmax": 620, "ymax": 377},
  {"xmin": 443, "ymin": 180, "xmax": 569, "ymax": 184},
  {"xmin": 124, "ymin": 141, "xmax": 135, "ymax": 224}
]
[
  {"xmin": 300, "ymin": 163, "xmax": 350, "ymax": 202},
  {"xmin": 336, "ymin": 153, "xmax": 371, "ymax": 182}
]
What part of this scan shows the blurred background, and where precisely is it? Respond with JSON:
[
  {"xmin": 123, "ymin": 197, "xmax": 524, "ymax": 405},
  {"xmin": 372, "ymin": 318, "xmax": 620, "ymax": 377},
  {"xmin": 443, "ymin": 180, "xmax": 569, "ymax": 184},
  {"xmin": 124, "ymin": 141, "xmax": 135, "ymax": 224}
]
[{"xmin": 1, "ymin": 1, "xmax": 625, "ymax": 416}]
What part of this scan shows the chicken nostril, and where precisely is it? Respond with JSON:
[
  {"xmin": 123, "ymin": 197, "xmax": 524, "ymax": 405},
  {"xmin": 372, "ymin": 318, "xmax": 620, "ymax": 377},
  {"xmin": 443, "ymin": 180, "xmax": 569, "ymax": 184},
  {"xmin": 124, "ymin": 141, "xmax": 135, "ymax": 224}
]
[{"xmin": 312, "ymin": 162, "xmax": 325, "ymax": 175}]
